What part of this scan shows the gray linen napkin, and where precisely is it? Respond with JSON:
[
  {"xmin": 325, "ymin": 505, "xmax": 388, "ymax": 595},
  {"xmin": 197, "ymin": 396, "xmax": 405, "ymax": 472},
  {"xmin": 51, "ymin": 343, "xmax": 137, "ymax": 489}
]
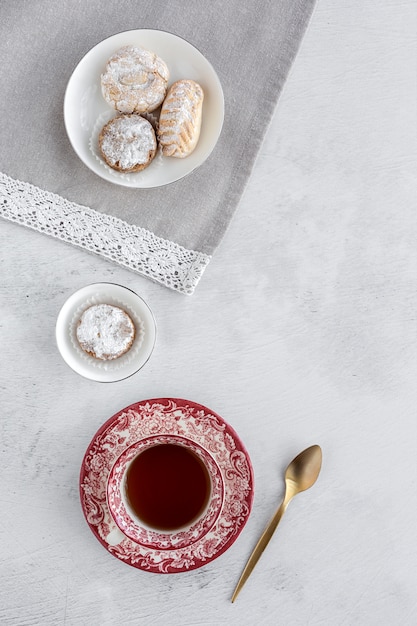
[{"xmin": 0, "ymin": 0, "xmax": 315, "ymax": 293}]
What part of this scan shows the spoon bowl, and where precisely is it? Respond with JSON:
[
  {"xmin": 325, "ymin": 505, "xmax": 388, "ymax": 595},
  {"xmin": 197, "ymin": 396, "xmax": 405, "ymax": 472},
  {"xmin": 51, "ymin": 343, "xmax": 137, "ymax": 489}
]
[{"xmin": 284, "ymin": 444, "xmax": 322, "ymax": 495}]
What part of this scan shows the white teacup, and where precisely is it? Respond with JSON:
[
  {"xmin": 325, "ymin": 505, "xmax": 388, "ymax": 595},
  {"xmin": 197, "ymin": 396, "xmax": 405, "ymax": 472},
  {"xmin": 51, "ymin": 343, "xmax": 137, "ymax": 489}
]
[{"xmin": 106, "ymin": 435, "xmax": 224, "ymax": 549}]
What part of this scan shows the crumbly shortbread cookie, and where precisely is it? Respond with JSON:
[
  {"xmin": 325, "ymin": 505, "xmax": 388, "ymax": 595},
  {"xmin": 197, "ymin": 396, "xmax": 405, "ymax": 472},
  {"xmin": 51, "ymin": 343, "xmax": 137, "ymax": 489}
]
[
  {"xmin": 99, "ymin": 114, "xmax": 157, "ymax": 172},
  {"xmin": 158, "ymin": 79, "xmax": 204, "ymax": 158},
  {"xmin": 76, "ymin": 304, "xmax": 135, "ymax": 361},
  {"xmin": 101, "ymin": 45, "xmax": 169, "ymax": 114}
]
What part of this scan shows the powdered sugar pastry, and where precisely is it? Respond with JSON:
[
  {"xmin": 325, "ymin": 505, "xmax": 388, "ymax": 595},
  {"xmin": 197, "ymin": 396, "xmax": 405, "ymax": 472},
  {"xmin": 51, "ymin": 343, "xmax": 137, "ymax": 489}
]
[
  {"xmin": 76, "ymin": 304, "xmax": 135, "ymax": 360},
  {"xmin": 101, "ymin": 46, "xmax": 169, "ymax": 114},
  {"xmin": 99, "ymin": 115, "xmax": 157, "ymax": 172}
]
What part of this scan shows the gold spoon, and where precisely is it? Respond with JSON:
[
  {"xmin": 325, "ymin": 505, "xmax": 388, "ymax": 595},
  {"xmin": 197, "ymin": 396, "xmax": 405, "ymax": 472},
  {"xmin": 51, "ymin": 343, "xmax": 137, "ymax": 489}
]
[{"xmin": 231, "ymin": 444, "xmax": 322, "ymax": 602}]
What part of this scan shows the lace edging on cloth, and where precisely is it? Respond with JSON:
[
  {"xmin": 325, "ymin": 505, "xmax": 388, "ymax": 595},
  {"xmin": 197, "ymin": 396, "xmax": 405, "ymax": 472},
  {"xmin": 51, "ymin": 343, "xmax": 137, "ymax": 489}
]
[{"xmin": 0, "ymin": 172, "xmax": 211, "ymax": 294}]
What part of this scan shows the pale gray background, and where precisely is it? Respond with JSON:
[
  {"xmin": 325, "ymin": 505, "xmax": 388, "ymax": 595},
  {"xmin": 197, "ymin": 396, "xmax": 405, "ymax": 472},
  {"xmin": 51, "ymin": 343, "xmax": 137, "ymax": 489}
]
[{"xmin": 1, "ymin": 0, "xmax": 416, "ymax": 625}]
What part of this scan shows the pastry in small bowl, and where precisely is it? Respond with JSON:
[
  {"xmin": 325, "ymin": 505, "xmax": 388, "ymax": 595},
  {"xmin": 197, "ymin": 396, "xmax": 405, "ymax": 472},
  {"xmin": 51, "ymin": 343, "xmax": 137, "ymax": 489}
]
[{"xmin": 76, "ymin": 303, "xmax": 136, "ymax": 361}]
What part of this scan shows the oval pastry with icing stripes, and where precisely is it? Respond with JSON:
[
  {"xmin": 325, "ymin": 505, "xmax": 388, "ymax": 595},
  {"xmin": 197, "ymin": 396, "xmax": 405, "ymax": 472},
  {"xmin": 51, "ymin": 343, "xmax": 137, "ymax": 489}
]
[{"xmin": 157, "ymin": 79, "xmax": 204, "ymax": 158}]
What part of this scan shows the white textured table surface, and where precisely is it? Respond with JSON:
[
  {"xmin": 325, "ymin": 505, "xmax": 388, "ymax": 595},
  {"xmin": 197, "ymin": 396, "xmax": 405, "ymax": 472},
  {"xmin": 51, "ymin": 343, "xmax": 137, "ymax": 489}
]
[{"xmin": 1, "ymin": 2, "xmax": 416, "ymax": 625}]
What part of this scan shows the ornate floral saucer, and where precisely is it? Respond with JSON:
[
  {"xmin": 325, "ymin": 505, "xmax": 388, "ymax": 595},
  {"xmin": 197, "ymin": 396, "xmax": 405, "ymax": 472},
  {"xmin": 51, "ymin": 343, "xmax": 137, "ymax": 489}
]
[{"xmin": 79, "ymin": 398, "xmax": 254, "ymax": 573}]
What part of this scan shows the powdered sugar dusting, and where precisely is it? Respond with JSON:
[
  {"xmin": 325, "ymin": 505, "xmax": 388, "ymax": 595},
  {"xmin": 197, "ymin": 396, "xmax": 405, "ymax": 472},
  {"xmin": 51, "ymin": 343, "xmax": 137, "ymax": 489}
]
[
  {"xmin": 99, "ymin": 115, "xmax": 156, "ymax": 171},
  {"xmin": 158, "ymin": 80, "xmax": 204, "ymax": 158},
  {"xmin": 76, "ymin": 304, "xmax": 135, "ymax": 360},
  {"xmin": 101, "ymin": 45, "xmax": 169, "ymax": 114}
]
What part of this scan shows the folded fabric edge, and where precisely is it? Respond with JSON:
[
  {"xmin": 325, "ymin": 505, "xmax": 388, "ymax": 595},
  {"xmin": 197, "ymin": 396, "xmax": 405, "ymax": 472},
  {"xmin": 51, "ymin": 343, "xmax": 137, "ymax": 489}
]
[{"xmin": 0, "ymin": 172, "xmax": 211, "ymax": 295}]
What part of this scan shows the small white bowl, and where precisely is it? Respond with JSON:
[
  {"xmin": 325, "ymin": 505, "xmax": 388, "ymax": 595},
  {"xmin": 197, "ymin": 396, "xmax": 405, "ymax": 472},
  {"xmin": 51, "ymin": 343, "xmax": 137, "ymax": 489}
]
[{"xmin": 56, "ymin": 283, "xmax": 156, "ymax": 382}]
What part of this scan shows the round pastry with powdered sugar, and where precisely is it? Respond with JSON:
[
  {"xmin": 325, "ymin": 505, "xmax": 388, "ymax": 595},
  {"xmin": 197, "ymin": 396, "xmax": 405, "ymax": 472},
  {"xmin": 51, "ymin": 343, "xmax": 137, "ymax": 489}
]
[
  {"xmin": 99, "ymin": 114, "xmax": 157, "ymax": 172},
  {"xmin": 101, "ymin": 45, "xmax": 169, "ymax": 114},
  {"xmin": 76, "ymin": 304, "xmax": 136, "ymax": 361}
]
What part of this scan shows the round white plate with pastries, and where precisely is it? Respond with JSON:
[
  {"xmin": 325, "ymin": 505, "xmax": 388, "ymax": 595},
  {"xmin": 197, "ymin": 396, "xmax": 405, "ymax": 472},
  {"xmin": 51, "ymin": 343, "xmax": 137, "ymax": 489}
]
[{"xmin": 64, "ymin": 29, "xmax": 224, "ymax": 188}]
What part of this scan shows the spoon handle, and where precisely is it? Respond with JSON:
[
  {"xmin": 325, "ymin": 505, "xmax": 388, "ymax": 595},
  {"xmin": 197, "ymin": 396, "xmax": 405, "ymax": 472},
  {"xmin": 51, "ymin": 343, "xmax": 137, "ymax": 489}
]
[{"xmin": 231, "ymin": 497, "xmax": 290, "ymax": 602}]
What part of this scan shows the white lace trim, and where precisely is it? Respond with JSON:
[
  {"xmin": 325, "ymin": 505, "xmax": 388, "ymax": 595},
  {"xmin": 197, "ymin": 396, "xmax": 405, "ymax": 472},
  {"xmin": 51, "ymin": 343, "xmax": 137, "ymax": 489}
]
[{"xmin": 0, "ymin": 172, "xmax": 211, "ymax": 294}]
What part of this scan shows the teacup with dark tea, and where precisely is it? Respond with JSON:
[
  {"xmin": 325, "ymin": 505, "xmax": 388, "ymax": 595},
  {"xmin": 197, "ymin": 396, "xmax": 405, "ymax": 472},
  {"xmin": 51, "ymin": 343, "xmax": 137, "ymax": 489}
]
[{"xmin": 107, "ymin": 434, "xmax": 224, "ymax": 549}]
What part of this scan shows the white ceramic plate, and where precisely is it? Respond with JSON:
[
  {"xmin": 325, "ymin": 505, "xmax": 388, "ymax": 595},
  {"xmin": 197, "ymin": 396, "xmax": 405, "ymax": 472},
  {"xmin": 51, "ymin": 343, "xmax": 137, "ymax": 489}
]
[
  {"xmin": 64, "ymin": 29, "xmax": 224, "ymax": 187},
  {"xmin": 56, "ymin": 283, "xmax": 156, "ymax": 382}
]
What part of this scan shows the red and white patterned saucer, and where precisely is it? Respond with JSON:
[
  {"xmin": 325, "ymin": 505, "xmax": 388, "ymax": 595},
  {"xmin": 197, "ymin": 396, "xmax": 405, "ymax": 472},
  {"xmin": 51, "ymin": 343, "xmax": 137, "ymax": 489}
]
[{"xmin": 79, "ymin": 398, "xmax": 254, "ymax": 573}]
